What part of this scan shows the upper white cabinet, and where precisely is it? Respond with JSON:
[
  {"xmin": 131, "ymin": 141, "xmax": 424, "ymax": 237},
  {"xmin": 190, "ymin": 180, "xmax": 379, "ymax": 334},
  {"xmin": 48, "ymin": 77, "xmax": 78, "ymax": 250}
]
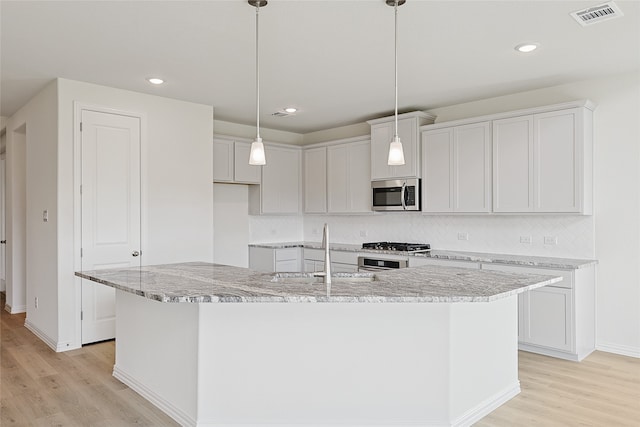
[
  {"xmin": 213, "ymin": 137, "xmax": 261, "ymax": 184},
  {"xmin": 493, "ymin": 106, "xmax": 593, "ymax": 214},
  {"xmin": 234, "ymin": 142, "xmax": 262, "ymax": 184},
  {"xmin": 327, "ymin": 139, "xmax": 371, "ymax": 213},
  {"xmin": 422, "ymin": 121, "xmax": 491, "ymax": 213},
  {"xmin": 304, "ymin": 147, "xmax": 327, "ymax": 213},
  {"xmin": 367, "ymin": 112, "xmax": 436, "ymax": 180},
  {"xmin": 249, "ymin": 144, "xmax": 301, "ymax": 215}
]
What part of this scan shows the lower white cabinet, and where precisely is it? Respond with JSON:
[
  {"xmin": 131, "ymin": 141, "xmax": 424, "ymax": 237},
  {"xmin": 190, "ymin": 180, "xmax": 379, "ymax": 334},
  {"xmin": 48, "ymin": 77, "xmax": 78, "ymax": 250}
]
[
  {"xmin": 303, "ymin": 248, "xmax": 359, "ymax": 273},
  {"xmin": 481, "ymin": 263, "xmax": 595, "ymax": 361},
  {"xmin": 249, "ymin": 247, "xmax": 301, "ymax": 272}
]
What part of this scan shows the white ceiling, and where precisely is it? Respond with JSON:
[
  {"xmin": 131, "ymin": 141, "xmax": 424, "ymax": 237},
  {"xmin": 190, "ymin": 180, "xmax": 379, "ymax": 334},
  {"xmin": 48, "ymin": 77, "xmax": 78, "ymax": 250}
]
[{"xmin": 2, "ymin": 0, "xmax": 639, "ymax": 135}]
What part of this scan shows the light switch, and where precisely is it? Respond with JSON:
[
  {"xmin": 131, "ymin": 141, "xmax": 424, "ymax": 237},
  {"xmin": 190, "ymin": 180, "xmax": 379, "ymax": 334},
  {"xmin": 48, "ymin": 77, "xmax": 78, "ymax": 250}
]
[{"xmin": 43, "ymin": 210, "xmax": 48, "ymax": 222}]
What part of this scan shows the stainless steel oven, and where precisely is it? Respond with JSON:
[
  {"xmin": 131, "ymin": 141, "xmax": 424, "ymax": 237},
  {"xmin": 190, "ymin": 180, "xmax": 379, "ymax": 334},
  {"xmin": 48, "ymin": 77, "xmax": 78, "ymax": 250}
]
[
  {"xmin": 372, "ymin": 178, "xmax": 420, "ymax": 211},
  {"xmin": 358, "ymin": 256, "xmax": 408, "ymax": 271}
]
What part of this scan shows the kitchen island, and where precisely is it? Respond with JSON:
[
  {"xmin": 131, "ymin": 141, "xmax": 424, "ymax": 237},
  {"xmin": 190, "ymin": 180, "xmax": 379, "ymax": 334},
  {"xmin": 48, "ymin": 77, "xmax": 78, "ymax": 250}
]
[{"xmin": 76, "ymin": 262, "xmax": 561, "ymax": 427}]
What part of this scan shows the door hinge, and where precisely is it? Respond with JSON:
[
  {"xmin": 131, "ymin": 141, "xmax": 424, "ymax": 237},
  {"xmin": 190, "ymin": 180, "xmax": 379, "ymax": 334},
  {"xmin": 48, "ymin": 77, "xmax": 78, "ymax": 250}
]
[
  {"xmin": 80, "ymin": 248, "xmax": 83, "ymax": 257},
  {"xmin": 80, "ymin": 185, "xmax": 82, "ymax": 195},
  {"xmin": 81, "ymin": 311, "xmax": 83, "ymax": 321},
  {"xmin": 80, "ymin": 122, "xmax": 83, "ymax": 132}
]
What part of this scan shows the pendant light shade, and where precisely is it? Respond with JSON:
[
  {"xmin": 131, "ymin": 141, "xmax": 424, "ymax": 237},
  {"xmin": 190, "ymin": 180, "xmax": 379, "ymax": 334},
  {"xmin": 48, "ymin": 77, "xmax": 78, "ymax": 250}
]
[
  {"xmin": 248, "ymin": 0, "xmax": 267, "ymax": 166},
  {"xmin": 387, "ymin": 0, "xmax": 406, "ymax": 166}
]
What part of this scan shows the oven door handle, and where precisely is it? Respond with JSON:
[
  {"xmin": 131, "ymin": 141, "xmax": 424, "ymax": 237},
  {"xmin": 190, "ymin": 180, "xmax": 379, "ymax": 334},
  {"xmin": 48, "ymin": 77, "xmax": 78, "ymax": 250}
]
[{"xmin": 401, "ymin": 182, "xmax": 407, "ymax": 210}]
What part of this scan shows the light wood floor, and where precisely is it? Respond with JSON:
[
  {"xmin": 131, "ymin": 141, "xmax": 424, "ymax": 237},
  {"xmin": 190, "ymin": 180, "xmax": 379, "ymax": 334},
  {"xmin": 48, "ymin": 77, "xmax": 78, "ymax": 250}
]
[{"xmin": 1, "ymin": 294, "xmax": 638, "ymax": 426}]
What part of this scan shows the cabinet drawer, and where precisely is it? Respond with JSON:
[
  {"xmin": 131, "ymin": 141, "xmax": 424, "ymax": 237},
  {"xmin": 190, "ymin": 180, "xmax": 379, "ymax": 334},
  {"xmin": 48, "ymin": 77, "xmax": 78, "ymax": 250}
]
[
  {"xmin": 303, "ymin": 248, "xmax": 324, "ymax": 262},
  {"xmin": 275, "ymin": 248, "xmax": 300, "ymax": 262},
  {"xmin": 331, "ymin": 251, "xmax": 358, "ymax": 265}
]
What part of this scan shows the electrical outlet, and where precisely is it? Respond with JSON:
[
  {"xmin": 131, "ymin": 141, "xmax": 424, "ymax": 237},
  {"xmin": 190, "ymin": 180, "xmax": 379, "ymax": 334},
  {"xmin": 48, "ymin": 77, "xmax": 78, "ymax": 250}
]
[
  {"xmin": 544, "ymin": 236, "xmax": 558, "ymax": 245},
  {"xmin": 520, "ymin": 235, "xmax": 532, "ymax": 244},
  {"xmin": 35, "ymin": 297, "xmax": 38, "ymax": 309},
  {"xmin": 457, "ymin": 232, "xmax": 469, "ymax": 241},
  {"xmin": 270, "ymin": 229, "xmax": 277, "ymax": 235},
  {"xmin": 359, "ymin": 230, "xmax": 368, "ymax": 238},
  {"xmin": 42, "ymin": 210, "xmax": 48, "ymax": 222}
]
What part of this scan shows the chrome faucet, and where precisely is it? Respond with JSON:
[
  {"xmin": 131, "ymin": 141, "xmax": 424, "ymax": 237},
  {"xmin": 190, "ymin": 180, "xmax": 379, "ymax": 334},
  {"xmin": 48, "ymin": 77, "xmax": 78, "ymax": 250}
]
[{"xmin": 313, "ymin": 223, "xmax": 332, "ymax": 286}]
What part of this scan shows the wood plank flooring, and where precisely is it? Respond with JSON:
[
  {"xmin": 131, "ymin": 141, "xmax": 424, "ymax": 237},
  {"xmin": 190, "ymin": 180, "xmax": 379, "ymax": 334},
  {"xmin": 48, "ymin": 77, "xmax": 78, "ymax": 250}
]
[
  {"xmin": 0, "ymin": 293, "xmax": 178, "ymax": 426},
  {"xmin": 1, "ymin": 292, "xmax": 638, "ymax": 426}
]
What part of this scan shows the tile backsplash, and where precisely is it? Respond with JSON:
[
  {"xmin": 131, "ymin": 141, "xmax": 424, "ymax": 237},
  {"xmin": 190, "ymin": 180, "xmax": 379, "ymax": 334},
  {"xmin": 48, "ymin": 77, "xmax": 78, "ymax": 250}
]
[{"xmin": 250, "ymin": 213, "xmax": 595, "ymax": 259}]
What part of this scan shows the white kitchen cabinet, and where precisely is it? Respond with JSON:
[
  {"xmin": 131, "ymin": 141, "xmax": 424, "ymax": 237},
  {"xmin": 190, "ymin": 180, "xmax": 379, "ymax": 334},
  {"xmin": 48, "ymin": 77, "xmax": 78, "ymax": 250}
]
[
  {"xmin": 249, "ymin": 144, "xmax": 301, "ymax": 215},
  {"xmin": 481, "ymin": 263, "xmax": 595, "ymax": 361},
  {"xmin": 422, "ymin": 121, "xmax": 491, "ymax": 213},
  {"xmin": 493, "ymin": 107, "xmax": 593, "ymax": 214},
  {"xmin": 213, "ymin": 138, "xmax": 234, "ymax": 182},
  {"xmin": 249, "ymin": 247, "xmax": 301, "ymax": 272},
  {"xmin": 367, "ymin": 112, "xmax": 436, "ymax": 180},
  {"xmin": 213, "ymin": 138, "xmax": 262, "ymax": 184},
  {"xmin": 327, "ymin": 139, "xmax": 371, "ymax": 213},
  {"xmin": 234, "ymin": 141, "xmax": 262, "ymax": 184},
  {"xmin": 304, "ymin": 147, "xmax": 327, "ymax": 213},
  {"xmin": 303, "ymin": 248, "xmax": 359, "ymax": 273}
]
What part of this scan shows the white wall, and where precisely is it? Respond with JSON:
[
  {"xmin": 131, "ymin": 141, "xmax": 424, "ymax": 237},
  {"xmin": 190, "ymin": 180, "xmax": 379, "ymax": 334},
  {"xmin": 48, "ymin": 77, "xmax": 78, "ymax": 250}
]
[
  {"xmin": 55, "ymin": 78, "xmax": 213, "ymax": 349},
  {"xmin": 0, "ymin": 78, "xmax": 216, "ymax": 350},
  {"xmin": 213, "ymin": 183, "xmax": 250, "ymax": 268},
  {"xmin": 4, "ymin": 79, "xmax": 59, "ymax": 345}
]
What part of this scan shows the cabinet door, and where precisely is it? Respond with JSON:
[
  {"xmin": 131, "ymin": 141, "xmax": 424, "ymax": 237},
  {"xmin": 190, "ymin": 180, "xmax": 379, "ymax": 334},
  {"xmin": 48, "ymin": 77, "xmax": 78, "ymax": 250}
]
[
  {"xmin": 455, "ymin": 122, "xmax": 491, "ymax": 212},
  {"xmin": 304, "ymin": 147, "xmax": 327, "ymax": 213},
  {"xmin": 328, "ymin": 140, "xmax": 371, "ymax": 213},
  {"xmin": 534, "ymin": 109, "xmax": 580, "ymax": 212},
  {"xmin": 347, "ymin": 140, "xmax": 372, "ymax": 212},
  {"xmin": 261, "ymin": 146, "xmax": 301, "ymax": 214},
  {"xmin": 523, "ymin": 286, "xmax": 573, "ymax": 352},
  {"xmin": 370, "ymin": 123, "xmax": 394, "ymax": 180},
  {"xmin": 392, "ymin": 117, "xmax": 419, "ymax": 179},
  {"xmin": 234, "ymin": 142, "xmax": 261, "ymax": 184},
  {"xmin": 213, "ymin": 138, "xmax": 234, "ymax": 182},
  {"xmin": 422, "ymin": 128, "xmax": 454, "ymax": 212},
  {"xmin": 492, "ymin": 115, "xmax": 534, "ymax": 212}
]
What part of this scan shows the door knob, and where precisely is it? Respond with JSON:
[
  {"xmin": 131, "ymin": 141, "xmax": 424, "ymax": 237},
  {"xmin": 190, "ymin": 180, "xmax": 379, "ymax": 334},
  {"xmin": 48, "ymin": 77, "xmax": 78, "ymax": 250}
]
[
  {"xmin": 132, "ymin": 250, "xmax": 140, "ymax": 257},
  {"xmin": 0, "ymin": 240, "xmax": 5, "ymax": 244}
]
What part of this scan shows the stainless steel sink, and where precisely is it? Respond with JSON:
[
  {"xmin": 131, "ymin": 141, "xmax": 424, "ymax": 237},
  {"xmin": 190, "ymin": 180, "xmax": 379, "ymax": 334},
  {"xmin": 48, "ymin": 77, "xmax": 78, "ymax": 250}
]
[{"xmin": 270, "ymin": 272, "xmax": 378, "ymax": 284}]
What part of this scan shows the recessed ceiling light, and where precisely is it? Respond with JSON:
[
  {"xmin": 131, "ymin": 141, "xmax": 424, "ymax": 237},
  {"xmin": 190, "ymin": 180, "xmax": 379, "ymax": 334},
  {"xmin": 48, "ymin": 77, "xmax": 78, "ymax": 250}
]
[
  {"xmin": 284, "ymin": 107, "xmax": 297, "ymax": 113},
  {"xmin": 515, "ymin": 43, "xmax": 539, "ymax": 53},
  {"xmin": 147, "ymin": 77, "xmax": 164, "ymax": 85}
]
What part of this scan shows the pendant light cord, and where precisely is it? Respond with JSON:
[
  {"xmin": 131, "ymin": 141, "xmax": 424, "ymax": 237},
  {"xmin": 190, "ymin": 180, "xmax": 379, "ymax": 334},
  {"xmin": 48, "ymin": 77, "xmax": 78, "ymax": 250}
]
[
  {"xmin": 394, "ymin": 0, "xmax": 399, "ymax": 139},
  {"xmin": 255, "ymin": 3, "xmax": 261, "ymax": 140}
]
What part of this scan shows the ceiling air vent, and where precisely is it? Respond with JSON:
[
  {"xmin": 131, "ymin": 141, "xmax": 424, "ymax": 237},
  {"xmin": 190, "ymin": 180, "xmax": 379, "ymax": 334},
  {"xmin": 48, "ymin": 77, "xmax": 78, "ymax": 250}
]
[{"xmin": 570, "ymin": 2, "xmax": 624, "ymax": 26}]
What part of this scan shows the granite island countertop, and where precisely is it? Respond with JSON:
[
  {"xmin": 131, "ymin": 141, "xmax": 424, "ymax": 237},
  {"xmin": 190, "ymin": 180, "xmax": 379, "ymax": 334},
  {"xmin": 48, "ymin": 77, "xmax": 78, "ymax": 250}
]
[
  {"xmin": 76, "ymin": 261, "xmax": 561, "ymax": 304},
  {"xmin": 249, "ymin": 242, "xmax": 597, "ymax": 269}
]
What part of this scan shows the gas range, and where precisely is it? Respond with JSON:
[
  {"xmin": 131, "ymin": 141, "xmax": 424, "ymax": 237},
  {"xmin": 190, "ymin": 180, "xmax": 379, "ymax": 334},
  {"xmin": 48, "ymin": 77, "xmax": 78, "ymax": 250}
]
[{"xmin": 361, "ymin": 242, "xmax": 431, "ymax": 253}]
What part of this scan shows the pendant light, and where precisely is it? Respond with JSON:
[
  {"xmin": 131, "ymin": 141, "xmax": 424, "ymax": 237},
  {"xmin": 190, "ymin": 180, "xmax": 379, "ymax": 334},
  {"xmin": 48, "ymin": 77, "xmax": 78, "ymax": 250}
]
[
  {"xmin": 248, "ymin": 0, "xmax": 267, "ymax": 165},
  {"xmin": 387, "ymin": 0, "xmax": 406, "ymax": 166}
]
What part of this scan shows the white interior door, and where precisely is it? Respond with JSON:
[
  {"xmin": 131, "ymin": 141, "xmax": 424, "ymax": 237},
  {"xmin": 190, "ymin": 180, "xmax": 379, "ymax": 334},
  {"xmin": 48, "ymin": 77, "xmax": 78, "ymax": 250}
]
[
  {"xmin": 81, "ymin": 110, "xmax": 141, "ymax": 344},
  {"xmin": 0, "ymin": 156, "xmax": 5, "ymax": 291}
]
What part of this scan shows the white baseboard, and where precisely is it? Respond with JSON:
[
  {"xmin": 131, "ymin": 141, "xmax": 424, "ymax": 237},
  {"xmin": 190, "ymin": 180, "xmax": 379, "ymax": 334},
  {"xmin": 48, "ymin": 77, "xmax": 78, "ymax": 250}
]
[
  {"xmin": 5, "ymin": 303, "xmax": 26, "ymax": 314},
  {"xmin": 452, "ymin": 382, "xmax": 521, "ymax": 427},
  {"xmin": 597, "ymin": 342, "xmax": 640, "ymax": 358},
  {"xmin": 24, "ymin": 319, "xmax": 57, "ymax": 351},
  {"xmin": 113, "ymin": 365, "xmax": 197, "ymax": 427}
]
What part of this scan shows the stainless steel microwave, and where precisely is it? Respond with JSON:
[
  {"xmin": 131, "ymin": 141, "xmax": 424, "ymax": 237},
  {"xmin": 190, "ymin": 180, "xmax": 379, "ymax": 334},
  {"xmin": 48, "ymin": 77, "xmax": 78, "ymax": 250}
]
[{"xmin": 372, "ymin": 178, "xmax": 420, "ymax": 211}]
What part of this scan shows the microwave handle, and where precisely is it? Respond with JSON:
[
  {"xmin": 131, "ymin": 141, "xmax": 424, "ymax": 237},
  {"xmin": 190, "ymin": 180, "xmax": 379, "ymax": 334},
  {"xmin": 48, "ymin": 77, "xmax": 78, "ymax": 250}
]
[{"xmin": 401, "ymin": 182, "xmax": 407, "ymax": 210}]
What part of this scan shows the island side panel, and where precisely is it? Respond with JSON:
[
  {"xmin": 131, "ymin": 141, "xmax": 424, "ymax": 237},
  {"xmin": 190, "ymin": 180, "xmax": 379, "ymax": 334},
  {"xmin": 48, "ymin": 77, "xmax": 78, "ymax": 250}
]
[
  {"xmin": 196, "ymin": 303, "xmax": 453, "ymax": 426},
  {"xmin": 113, "ymin": 290, "xmax": 199, "ymax": 426},
  {"xmin": 449, "ymin": 295, "xmax": 520, "ymax": 425}
]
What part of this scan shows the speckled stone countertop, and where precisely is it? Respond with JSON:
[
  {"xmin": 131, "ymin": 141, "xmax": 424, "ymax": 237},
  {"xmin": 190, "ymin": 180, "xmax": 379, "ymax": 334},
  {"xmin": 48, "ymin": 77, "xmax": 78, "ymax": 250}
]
[
  {"xmin": 249, "ymin": 242, "xmax": 597, "ymax": 269},
  {"xmin": 76, "ymin": 262, "xmax": 561, "ymax": 304}
]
